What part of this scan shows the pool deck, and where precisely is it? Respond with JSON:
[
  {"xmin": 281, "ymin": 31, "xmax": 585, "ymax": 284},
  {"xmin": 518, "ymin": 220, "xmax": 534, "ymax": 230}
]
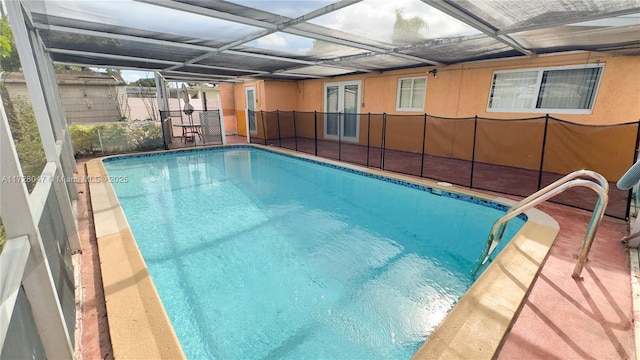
[
  {"xmin": 497, "ymin": 202, "xmax": 634, "ymax": 359},
  {"xmin": 74, "ymin": 137, "xmax": 635, "ymax": 359}
]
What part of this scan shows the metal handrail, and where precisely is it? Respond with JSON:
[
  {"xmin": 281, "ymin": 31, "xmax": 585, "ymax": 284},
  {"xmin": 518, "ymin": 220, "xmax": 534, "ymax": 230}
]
[
  {"xmin": 492, "ymin": 170, "xmax": 608, "ymax": 242},
  {"xmin": 471, "ymin": 171, "xmax": 609, "ymax": 279}
]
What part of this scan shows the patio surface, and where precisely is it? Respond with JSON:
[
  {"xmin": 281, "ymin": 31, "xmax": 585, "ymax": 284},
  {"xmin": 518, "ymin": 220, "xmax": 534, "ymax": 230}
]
[{"xmin": 75, "ymin": 136, "xmax": 635, "ymax": 359}]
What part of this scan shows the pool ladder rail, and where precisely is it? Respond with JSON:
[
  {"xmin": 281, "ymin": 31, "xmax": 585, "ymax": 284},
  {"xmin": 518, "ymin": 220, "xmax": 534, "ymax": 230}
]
[{"xmin": 471, "ymin": 170, "xmax": 609, "ymax": 280}]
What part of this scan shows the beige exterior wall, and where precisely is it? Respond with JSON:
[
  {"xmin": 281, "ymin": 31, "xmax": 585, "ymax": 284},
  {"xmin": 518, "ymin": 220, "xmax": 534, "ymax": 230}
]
[
  {"xmin": 220, "ymin": 52, "xmax": 639, "ymax": 179},
  {"xmin": 219, "ymin": 83, "xmax": 237, "ymax": 135},
  {"xmin": 224, "ymin": 51, "xmax": 639, "ymax": 125},
  {"xmin": 264, "ymin": 80, "xmax": 299, "ymax": 111}
]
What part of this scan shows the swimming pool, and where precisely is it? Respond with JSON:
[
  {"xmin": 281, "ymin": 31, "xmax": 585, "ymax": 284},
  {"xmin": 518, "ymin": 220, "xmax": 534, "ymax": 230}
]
[{"xmin": 103, "ymin": 146, "xmax": 526, "ymax": 359}]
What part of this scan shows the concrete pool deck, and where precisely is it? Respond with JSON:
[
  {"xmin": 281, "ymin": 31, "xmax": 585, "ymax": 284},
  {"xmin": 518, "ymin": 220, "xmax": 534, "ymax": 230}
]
[{"xmin": 75, "ymin": 142, "xmax": 635, "ymax": 359}]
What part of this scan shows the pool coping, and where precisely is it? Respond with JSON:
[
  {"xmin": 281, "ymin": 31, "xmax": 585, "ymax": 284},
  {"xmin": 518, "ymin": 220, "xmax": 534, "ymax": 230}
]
[{"xmin": 87, "ymin": 144, "xmax": 560, "ymax": 359}]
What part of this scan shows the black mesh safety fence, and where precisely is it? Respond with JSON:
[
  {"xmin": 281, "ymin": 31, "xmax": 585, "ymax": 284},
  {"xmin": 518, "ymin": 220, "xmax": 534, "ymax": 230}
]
[
  {"xmin": 540, "ymin": 118, "xmax": 640, "ymax": 220},
  {"xmin": 423, "ymin": 115, "xmax": 476, "ymax": 187},
  {"xmin": 247, "ymin": 110, "xmax": 639, "ymax": 219},
  {"xmin": 472, "ymin": 116, "xmax": 546, "ymax": 197}
]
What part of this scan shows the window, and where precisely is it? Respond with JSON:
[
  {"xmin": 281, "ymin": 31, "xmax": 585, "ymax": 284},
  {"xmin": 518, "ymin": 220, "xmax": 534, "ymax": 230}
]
[
  {"xmin": 488, "ymin": 65, "xmax": 603, "ymax": 114},
  {"xmin": 396, "ymin": 77, "xmax": 426, "ymax": 111}
]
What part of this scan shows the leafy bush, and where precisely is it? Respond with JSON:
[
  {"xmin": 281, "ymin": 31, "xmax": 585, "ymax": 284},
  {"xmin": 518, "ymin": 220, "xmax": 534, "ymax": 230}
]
[
  {"xmin": 70, "ymin": 121, "xmax": 164, "ymax": 156},
  {"xmin": 0, "ymin": 221, "xmax": 5, "ymax": 255},
  {"xmin": 0, "ymin": 93, "xmax": 44, "ymax": 253},
  {"xmin": 1, "ymin": 94, "xmax": 46, "ymax": 193},
  {"xmin": 134, "ymin": 123, "xmax": 164, "ymax": 150},
  {"xmin": 70, "ymin": 125, "xmax": 98, "ymax": 154}
]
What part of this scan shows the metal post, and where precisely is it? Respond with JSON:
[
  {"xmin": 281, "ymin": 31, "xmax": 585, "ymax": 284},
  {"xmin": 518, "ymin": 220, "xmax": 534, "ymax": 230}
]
[
  {"xmin": 626, "ymin": 120, "xmax": 640, "ymax": 220},
  {"xmin": 202, "ymin": 91, "xmax": 208, "ymax": 111},
  {"xmin": 245, "ymin": 109, "xmax": 251, "ymax": 144},
  {"xmin": 217, "ymin": 95, "xmax": 226, "ymax": 145},
  {"xmin": 160, "ymin": 110, "xmax": 168, "ymax": 150},
  {"xmin": 470, "ymin": 116, "xmax": 478, "ymax": 188},
  {"xmin": 338, "ymin": 112, "xmax": 342, "ymax": 161},
  {"xmin": 293, "ymin": 111, "xmax": 298, "ymax": 151},
  {"xmin": 537, "ymin": 114, "xmax": 550, "ymax": 190},
  {"xmin": 98, "ymin": 128, "xmax": 104, "ymax": 155},
  {"xmin": 381, "ymin": 113, "xmax": 387, "ymax": 169},
  {"xmin": 420, "ymin": 113, "xmax": 427, "ymax": 178},
  {"xmin": 6, "ymin": 0, "xmax": 80, "ymax": 253},
  {"xmin": 366, "ymin": 112, "xmax": 371, "ymax": 167},
  {"xmin": 0, "ymin": 78, "xmax": 74, "ymax": 359},
  {"xmin": 191, "ymin": 112, "xmax": 196, "ymax": 148},
  {"xmin": 314, "ymin": 111, "xmax": 318, "ymax": 156},
  {"xmin": 276, "ymin": 110, "xmax": 282, "ymax": 148},
  {"xmin": 261, "ymin": 110, "xmax": 267, "ymax": 145}
]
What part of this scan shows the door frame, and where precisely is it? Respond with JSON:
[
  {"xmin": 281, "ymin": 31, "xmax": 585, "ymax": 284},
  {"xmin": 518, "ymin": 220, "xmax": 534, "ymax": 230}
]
[
  {"xmin": 323, "ymin": 80, "xmax": 361, "ymax": 142},
  {"xmin": 245, "ymin": 86, "xmax": 257, "ymax": 140}
]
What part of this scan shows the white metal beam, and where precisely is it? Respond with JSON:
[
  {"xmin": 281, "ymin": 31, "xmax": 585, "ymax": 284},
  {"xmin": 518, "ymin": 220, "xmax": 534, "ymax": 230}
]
[
  {"xmin": 262, "ymin": 71, "xmax": 325, "ymax": 79},
  {"xmin": 134, "ymin": 0, "xmax": 443, "ymax": 70},
  {"xmin": 0, "ymin": 75, "xmax": 73, "ymax": 360},
  {"xmin": 31, "ymin": 27, "xmax": 78, "ymax": 198},
  {"xmin": 421, "ymin": 0, "xmax": 535, "ymax": 57},
  {"xmin": 53, "ymin": 61, "xmax": 163, "ymax": 73},
  {"xmin": 33, "ymin": 23, "xmax": 216, "ymax": 52},
  {"xmin": 9, "ymin": 3, "xmax": 80, "ymax": 252},
  {"xmin": 497, "ymin": 8, "xmax": 640, "ymax": 35},
  {"xmin": 48, "ymin": 48, "xmax": 269, "ymax": 76},
  {"xmin": 135, "ymin": 0, "xmax": 278, "ymax": 30},
  {"xmin": 0, "ymin": 236, "xmax": 30, "ymax": 354},
  {"xmin": 191, "ymin": 0, "xmax": 363, "ymax": 59},
  {"xmin": 220, "ymin": 49, "xmax": 317, "ymax": 66},
  {"xmin": 35, "ymin": 1, "xmax": 441, "ymax": 77},
  {"xmin": 159, "ymin": 70, "xmax": 244, "ymax": 82}
]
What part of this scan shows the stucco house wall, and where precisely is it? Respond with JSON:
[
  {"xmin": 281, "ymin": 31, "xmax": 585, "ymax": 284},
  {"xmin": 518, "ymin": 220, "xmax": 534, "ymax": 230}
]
[{"xmin": 223, "ymin": 51, "xmax": 639, "ymax": 181}]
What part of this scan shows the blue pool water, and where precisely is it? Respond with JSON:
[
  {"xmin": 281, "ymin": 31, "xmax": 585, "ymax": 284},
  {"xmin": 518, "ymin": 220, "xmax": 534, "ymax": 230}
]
[{"xmin": 104, "ymin": 147, "xmax": 524, "ymax": 360}]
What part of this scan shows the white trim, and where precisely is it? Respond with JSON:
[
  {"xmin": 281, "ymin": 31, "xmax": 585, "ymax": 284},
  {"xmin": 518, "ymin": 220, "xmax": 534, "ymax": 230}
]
[
  {"xmin": 4, "ymin": 3, "xmax": 77, "ymax": 357},
  {"xmin": 28, "ymin": 162, "xmax": 57, "ymax": 222},
  {"xmin": 0, "ymin": 235, "xmax": 31, "ymax": 353},
  {"xmin": 396, "ymin": 76, "xmax": 427, "ymax": 112},
  {"xmin": 487, "ymin": 63, "xmax": 605, "ymax": 114},
  {"xmin": 323, "ymin": 80, "xmax": 361, "ymax": 143}
]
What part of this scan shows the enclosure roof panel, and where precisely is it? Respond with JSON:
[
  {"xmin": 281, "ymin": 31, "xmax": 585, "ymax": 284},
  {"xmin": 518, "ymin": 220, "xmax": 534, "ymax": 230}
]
[{"xmin": 16, "ymin": 0, "xmax": 640, "ymax": 82}]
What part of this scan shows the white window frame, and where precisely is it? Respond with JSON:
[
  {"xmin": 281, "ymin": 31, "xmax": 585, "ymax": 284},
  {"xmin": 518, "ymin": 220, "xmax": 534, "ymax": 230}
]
[
  {"xmin": 396, "ymin": 77, "xmax": 427, "ymax": 112},
  {"xmin": 487, "ymin": 64, "xmax": 604, "ymax": 114},
  {"xmin": 323, "ymin": 80, "xmax": 361, "ymax": 142}
]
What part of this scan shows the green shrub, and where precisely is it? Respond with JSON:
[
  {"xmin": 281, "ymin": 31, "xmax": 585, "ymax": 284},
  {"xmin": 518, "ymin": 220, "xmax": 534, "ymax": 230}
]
[
  {"xmin": 0, "ymin": 221, "xmax": 5, "ymax": 255},
  {"xmin": 70, "ymin": 121, "xmax": 164, "ymax": 156},
  {"xmin": 70, "ymin": 125, "xmax": 98, "ymax": 155},
  {"xmin": 2, "ymin": 95, "xmax": 46, "ymax": 193},
  {"xmin": 135, "ymin": 123, "xmax": 164, "ymax": 150}
]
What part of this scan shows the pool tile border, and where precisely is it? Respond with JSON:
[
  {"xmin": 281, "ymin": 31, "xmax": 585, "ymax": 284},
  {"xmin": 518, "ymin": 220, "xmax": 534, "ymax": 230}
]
[{"xmin": 96, "ymin": 143, "xmax": 559, "ymax": 360}]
